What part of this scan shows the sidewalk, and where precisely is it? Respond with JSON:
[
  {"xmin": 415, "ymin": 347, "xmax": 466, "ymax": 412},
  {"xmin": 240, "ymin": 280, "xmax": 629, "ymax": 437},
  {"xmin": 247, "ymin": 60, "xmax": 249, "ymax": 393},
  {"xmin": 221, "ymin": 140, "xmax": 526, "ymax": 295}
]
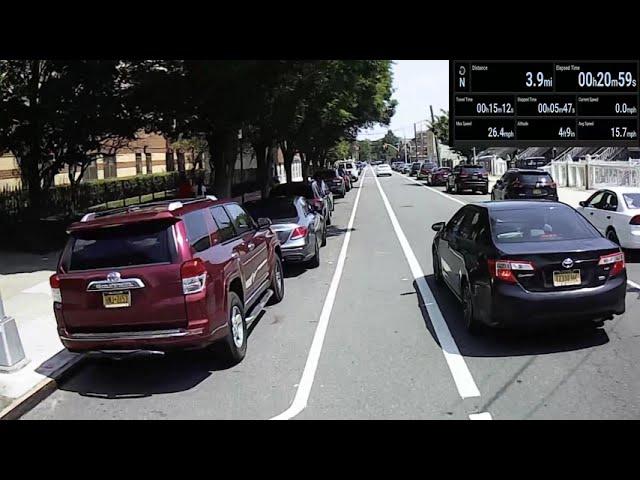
[
  {"xmin": 488, "ymin": 176, "xmax": 593, "ymax": 208},
  {"xmin": 0, "ymin": 250, "xmax": 83, "ymax": 419}
]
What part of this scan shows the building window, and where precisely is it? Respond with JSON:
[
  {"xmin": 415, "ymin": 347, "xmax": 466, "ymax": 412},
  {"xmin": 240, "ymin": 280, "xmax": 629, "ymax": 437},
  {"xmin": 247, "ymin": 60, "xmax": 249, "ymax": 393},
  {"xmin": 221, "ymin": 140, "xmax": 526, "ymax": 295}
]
[
  {"xmin": 84, "ymin": 160, "xmax": 98, "ymax": 181},
  {"xmin": 166, "ymin": 151, "xmax": 175, "ymax": 172},
  {"xmin": 145, "ymin": 153, "xmax": 152, "ymax": 174},
  {"xmin": 135, "ymin": 152, "xmax": 142, "ymax": 175},
  {"xmin": 104, "ymin": 155, "xmax": 117, "ymax": 179},
  {"xmin": 177, "ymin": 151, "xmax": 185, "ymax": 172}
]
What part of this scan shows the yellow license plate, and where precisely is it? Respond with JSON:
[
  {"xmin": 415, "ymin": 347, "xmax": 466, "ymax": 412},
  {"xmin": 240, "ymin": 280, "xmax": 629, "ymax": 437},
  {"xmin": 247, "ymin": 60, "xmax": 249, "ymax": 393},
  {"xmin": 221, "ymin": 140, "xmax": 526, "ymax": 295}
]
[
  {"xmin": 103, "ymin": 291, "xmax": 131, "ymax": 308},
  {"xmin": 553, "ymin": 270, "xmax": 581, "ymax": 287}
]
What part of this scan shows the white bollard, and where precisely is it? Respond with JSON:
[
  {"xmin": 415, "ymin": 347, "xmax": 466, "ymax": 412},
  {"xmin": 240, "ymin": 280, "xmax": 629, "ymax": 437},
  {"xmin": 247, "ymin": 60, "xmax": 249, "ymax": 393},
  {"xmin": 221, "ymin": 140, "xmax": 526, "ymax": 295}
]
[{"xmin": 0, "ymin": 289, "xmax": 29, "ymax": 373}]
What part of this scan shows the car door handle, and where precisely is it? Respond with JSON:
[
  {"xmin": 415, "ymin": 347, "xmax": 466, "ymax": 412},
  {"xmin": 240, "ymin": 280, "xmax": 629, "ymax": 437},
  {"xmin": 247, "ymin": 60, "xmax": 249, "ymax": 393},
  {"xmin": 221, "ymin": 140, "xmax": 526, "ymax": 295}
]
[
  {"xmin": 590, "ymin": 212, "xmax": 594, "ymax": 215},
  {"xmin": 606, "ymin": 215, "xmax": 611, "ymax": 219}
]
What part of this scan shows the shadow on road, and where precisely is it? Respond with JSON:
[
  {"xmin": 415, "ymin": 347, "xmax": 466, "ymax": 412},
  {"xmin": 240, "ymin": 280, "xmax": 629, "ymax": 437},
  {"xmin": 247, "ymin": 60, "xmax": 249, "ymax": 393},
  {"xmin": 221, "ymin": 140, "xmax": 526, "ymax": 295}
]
[
  {"xmin": 326, "ymin": 226, "xmax": 355, "ymax": 239},
  {"xmin": 0, "ymin": 250, "xmax": 60, "ymax": 275},
  {"xmin": 283, "ymin": 262, "xmax": 309, "ymax": 278},
  {"xmin": 412, "ymin": 276, "xmax": 611, "ymax": 358}
]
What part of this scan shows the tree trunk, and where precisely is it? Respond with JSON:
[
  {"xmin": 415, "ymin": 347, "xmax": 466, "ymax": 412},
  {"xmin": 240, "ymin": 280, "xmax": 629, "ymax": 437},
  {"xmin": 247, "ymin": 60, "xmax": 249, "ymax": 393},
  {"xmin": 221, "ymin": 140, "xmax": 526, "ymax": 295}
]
[
  {"xmin": 208, "ymin": 130, "xmax": 237, "ymax": 199},
  {"xmin": 301, "ymin": 152, "xmax": 310, "ymax": 183},
  {"xmin": 281, "ymin": 141, "xmax": 294, "ymax": 184},
  {"xmin": 25, "ymin": 60, "xmax": 43, "ymax": 220},
  {"xmin": 253, "ymin": 140, "xmax": 270, "ymax": 199}
]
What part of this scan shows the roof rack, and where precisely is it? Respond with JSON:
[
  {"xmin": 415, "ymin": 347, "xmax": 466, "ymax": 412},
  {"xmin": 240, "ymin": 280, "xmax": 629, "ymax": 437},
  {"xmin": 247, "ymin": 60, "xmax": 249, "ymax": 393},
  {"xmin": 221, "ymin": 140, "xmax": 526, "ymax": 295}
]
[{"xmin": 79, "ymin": 196, "xmax": 218, "ymax": 222}]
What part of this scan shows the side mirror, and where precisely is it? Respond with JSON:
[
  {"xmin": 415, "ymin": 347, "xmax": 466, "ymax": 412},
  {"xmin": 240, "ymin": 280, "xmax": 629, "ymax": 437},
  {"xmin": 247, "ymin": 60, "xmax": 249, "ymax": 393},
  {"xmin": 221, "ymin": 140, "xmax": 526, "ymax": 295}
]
[
  {"xmin": 258, "ymin": 217, "xmax": 272, "ymax": 229},
  {"xmin": 495, "ymin": 180, "xmax": 503, "ymax": 186},
  {"xmin": 431, "ymin": 222, "xmax": 445, "ymax": 232},
  {"xmin": 578, "ymin": 201, "xmax": 586, "ymax": 207}
]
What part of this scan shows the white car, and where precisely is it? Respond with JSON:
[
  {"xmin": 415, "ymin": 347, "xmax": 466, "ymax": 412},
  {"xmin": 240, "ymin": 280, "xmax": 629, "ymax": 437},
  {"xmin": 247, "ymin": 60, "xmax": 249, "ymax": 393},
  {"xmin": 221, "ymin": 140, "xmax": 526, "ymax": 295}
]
[
  {"xmin": 576, "ymin": 187, "xmax": 640, "ymax": 248},
  {"xmin": 338, "ymin": 161, "xmax": 359, "ymax": 182},
  {"xmin": 375, "ymin": 163, "xmax": 393, "ymax": 177}
]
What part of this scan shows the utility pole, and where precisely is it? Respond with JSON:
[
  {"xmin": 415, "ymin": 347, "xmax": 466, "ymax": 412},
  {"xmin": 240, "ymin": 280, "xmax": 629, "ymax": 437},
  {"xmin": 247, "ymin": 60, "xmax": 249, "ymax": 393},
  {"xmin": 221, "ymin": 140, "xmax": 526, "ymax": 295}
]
[
  {"xmin": 430, "ymin": 105, "xmax": 442, "ymax": 167},
  {"xmin": 413, "ymin": 122, "xmax": 419, "ymax": 163},
  {"xmin": 238, "ymin": 129, "xmax": 244, "ymax": 203}
]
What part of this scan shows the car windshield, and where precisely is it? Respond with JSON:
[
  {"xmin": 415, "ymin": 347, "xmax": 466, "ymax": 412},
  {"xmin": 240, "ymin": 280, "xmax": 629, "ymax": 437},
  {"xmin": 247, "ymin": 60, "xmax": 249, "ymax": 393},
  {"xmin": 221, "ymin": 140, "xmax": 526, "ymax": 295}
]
[
  {"xmin": 518, "ymin": 173, "xmax": 553, "ymax": 184},
  {"xmin": 271, "ymin": 183, "xmax": 313, "ymax": 198},
  {"xmin": 245, "ymin": 199, "xmax": 298, "ymax": 220},
  {"xmin": 412, "ymin": 163, "xmax": 421, "ymax": 168},
  {"xmin": 461, "ymin": 166, "xmax": 485, "ymax": 173},
  {"xmin": 316, "ymin": 170, "xmax": 338, "ymax": 179},
  {"xmin": 68, "ymin": 222, "xmax": 174, "ymax": 271},
  {"xmin": 490, "ymin": 206, "xmax": 598, "ymax": 243},
  {"xmin": 622, "ymin": 193, "xmax": 640, "ymax": 209}
]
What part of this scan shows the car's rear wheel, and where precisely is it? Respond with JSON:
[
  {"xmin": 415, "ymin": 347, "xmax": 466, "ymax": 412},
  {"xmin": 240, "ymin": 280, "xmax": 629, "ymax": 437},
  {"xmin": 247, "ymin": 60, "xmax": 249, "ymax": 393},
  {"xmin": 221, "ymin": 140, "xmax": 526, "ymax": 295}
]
[
  {"xmin": 219, "ymin": 292, "xmax": 247, "ymax": 365},
  {"xmin": 321, "ymin": 224, "xmax": 327, "ymax": 247},
  {"xmin": 462, "ymin": 282, "xmax": 482, "ymax": 335},
  {"xmin": 607, "ymin": 228, "xmax": 620, "ymax": 245},
  {"xmin": 432, "ymin": 247, "xmax": 443, "ymax": 284},
  {"xmin": 308, "ymin": 238, "xmax": 320, "ymax": 268},
  {"xmin": 481, "ymin": 187, "xmax": 488, "ymax": 195},
  {"xmin": 268, "ymin": 255, "xmax": 284, "ymax": 305}
]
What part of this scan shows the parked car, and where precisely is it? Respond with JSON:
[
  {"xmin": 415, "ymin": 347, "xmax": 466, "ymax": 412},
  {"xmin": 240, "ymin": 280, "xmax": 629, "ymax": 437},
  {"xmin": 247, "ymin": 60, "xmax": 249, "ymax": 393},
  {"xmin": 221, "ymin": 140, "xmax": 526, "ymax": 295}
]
[
  {"xmin": 431, "ymin": 201, "xmax": 626, "ymax": 333},
  {"xmin": 315, "ymin": 168, "xmax": 346, "ymax": 198},
  {"xmin": 270, "ymin": 181, "xmax": 332, "ymax": 226},
  {"xmin": 338, "ymin": 161, "xmax": 359, "ymax": 182},
  {"xmin": 577, "ymin": 187, "xmax": 640, "ymax": 249},
  {"xmin": 409, "ymin": 162, "xmax": 422, "ymax": 176},
  {"xmin": 244, "ymin": 196, "xmax": 326, "ymax": 267},
  {"xmin": 446, "ymin": 164, "xmax": 489, "ymax": 194},
  {"xmin": 337, "ymin": 167, "xmax": 352, "ymax": 191},
  {"xmin": 50, "ymin": 198, "xmax": 285, "ymax": 364},
  {"xmin": 375, "ymin": 163, "xmax": 393, "ymax": 176},
  {"xmin": 426, "ymin": 167, "xmax": 451, "ymax": 186},
  {"xmin": 416, "ymin": 162, "xmax": 438, "ymax": 181},
  {"xmin": 401, "ymin": 163, "xmax": 412, "ymax": 174},
  {"xmin": 491, "ymin": 169, "xmax": 558, "ymax": 201}
]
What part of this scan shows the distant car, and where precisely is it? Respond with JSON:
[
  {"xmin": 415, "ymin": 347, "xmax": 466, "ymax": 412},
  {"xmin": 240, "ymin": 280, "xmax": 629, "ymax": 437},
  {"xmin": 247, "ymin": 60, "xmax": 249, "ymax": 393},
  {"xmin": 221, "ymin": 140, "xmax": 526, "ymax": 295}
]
[
  {"xmin": 577, "ymin": 187, "xmax": 640, "ymax": 249},
  {"xmin": 401, "ymin": 163, "xmax": 412, "ymax": 174},
  {"xmin": 491, "ymin": 169, "xmax": 558, "ymax": 201},
  {"xmin": 427, "ymin": 167, "xmax": 451, "ymax": 186},
  {"xmin": 244, "ymin": 196, "xmax": 326, "ymax": 267},
  {"xmin": 315, "ymin": 169, "xmax": 346, "ymax": 198},
  {"xmin": 270, "ymin": 181, "xmax": 333, "ymax": 226},
  {"xmin": 431, "ymin": 201, "xmax": 626, "ymax": 333},
  {"xmin": 51, "ymin": 198, "xmax": 284, "ymax": 364},
  {"xmin": 417, "ymin": 162, "xmax": 438, "ymax": 181},
  {"xmin": 446, "ymin": 164, "xmax": 489, "ymax": 194},
  {"xmin": 375, "ymin": 163, "xmax": 393, "ymax": 176},
  {"xmin": 337, "ymin": 167, "xmax": 352, "ymax": 191},
  {"xmin": 409, "ymin": 162, "xmax": 422, "ymax": 176},
  {"xmin": 338, "ymin": 161, "xmax": 359, "ymax": 182}
]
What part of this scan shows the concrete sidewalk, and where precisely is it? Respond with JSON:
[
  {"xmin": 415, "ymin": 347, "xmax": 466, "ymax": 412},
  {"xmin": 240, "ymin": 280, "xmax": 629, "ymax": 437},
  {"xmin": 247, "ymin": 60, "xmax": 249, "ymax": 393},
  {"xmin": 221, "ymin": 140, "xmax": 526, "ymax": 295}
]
[
  {"xmin": 0, "ymin": 250, "xmax": 83, "ymax": 419},
  {"xmin": 488, "ymin": 176, "xmax": 593, "ymax": 208}
]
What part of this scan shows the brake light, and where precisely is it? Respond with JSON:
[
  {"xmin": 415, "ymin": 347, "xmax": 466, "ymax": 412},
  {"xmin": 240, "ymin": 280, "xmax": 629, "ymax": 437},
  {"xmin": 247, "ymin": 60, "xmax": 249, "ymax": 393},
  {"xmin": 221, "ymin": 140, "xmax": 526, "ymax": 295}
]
[
  {"xmin": 459, "ymin": 173, "xmax": 469, "ymax": 178},
  {"xmin": 598, "ymin": 252, "xmax": 625, "ymax": 277},
  {"xmin": 290, "ymin": 226, "xmax": 308, "ymax": 240},
  {"xmin": 181, "ymin": 258, "xmax": 207, "ymax": 295},
  {"xmin": 50, "ymin": 274, "xmax": 62, "ymax": 303},
  {"xmin": 487, "ymin": 259, "xmax": 535, "ymax": 284},
  {"xmin": 630, "ymin": 215, "xmax": 640, "ymax": 225},
  {"xmin": 549, "ymin": 182, "xmax": 557, "ymax": 189}
]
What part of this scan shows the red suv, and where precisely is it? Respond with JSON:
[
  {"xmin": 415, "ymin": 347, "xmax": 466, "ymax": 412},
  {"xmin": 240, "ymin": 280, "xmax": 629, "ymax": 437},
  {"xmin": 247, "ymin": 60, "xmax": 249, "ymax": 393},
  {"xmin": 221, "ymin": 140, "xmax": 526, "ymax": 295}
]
[{"xmin": 50, "ymin": 197, "xmax": 284, "ymax": 364}]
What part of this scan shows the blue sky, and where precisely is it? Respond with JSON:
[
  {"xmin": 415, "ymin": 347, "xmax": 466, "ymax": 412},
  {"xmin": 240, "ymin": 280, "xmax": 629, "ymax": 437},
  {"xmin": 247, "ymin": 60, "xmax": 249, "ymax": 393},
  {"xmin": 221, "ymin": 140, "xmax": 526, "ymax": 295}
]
[{"xmin": 357, "ymin": 60, "xmax": 449, "ymax": 140}]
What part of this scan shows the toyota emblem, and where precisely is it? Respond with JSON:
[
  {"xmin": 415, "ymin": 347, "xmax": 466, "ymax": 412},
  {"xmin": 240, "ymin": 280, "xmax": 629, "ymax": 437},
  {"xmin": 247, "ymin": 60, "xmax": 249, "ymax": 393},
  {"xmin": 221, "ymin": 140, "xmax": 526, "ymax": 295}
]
[
  {"xmin": 561, "ymin": 258, "xmax": 574, "ymax": 269},
  {"xmin": 107, "ymin": 271, "xmax": 121, "ymax": 281}
]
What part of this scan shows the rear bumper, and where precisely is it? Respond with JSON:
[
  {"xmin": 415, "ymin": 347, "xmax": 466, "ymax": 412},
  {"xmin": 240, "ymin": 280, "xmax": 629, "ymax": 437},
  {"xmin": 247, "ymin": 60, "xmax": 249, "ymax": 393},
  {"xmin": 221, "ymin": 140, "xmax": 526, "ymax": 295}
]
[
  {"xmin": 282, "ymin": 242, "xmax": 315, "ymax": 262},
  {"xmin": 457, "ymin": 181, "xmax": 488, "ymax": 190},
  {"xmin": 488, "ymin": 275, "xmax": 627, "ymax": 326},
  {"xmin": 59, "ymin": 324, "xmax": 223, "ymax": 352}
]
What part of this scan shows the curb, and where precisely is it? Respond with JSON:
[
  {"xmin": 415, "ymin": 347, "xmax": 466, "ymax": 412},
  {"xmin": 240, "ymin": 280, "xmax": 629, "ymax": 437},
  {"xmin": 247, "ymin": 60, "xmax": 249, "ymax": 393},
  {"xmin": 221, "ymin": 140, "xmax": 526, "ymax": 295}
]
[{"xmin": 0, "ymin": 354, "xmax": 86, "ymax": 420}]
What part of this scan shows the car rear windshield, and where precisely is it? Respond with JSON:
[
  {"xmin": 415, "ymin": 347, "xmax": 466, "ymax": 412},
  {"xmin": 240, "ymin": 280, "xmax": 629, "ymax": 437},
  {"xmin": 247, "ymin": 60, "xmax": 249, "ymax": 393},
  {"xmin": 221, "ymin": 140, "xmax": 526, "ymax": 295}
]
[
  {"xmin": 461, "ymin": 166, "xmax": 486, "ymax": 173},
  {"xmin": 518, "ymin": 173, "xmax": 553, "ymax": 185},
  {"xmin": 422, "ymin": 163, "xmax": 436, "ymax": 169},
  {"xmin": 317, "ymin": 170, "xmax": 338, "ymax": 179},
  {"xmin": 345, "ymin": 163, "xmax": 354, "ymax": 169},
  {"xmin": 68, "ymin": 222, "xmax": 174, "ymax": 271},
  {"xmin": 271, "ymin": 183, "xmax": 313, "ymax": 197},
  {"xmin": 490, "ymin": 206, "xmax": 598, "ymax": 243},
  {"xmin": 622, "ymin": 193, "xmax": 640, "ymax": 209},
  {"xmin": 245, "ymin": 199, "xmax": 298, "ymax": 220}
]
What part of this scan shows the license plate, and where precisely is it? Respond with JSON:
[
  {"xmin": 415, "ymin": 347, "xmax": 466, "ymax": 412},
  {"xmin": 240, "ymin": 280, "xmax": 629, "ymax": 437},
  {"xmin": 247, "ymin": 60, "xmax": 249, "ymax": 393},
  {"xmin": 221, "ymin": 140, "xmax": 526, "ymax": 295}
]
[
  {"xmin": 103, "ymin": 290, "xmax": 131, "ymax": 308},
  {"xmin": 553, "ymin": 270, "xmax": 581, "ymax": 287},
  {"xmin": 472, "ymin": 174, "xmax": 478, "ymax": 179},
  {"xmin": 533, "ymin": 189, "xmax": 543, "ymax": 195}
]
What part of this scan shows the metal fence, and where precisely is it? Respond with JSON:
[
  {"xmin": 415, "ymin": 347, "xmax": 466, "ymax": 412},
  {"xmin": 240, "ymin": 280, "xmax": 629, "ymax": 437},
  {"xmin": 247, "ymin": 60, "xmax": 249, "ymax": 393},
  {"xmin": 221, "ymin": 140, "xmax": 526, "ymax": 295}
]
[{"xmin": 548, "ymin": 160, "xmax": 640, "ymax": 190}]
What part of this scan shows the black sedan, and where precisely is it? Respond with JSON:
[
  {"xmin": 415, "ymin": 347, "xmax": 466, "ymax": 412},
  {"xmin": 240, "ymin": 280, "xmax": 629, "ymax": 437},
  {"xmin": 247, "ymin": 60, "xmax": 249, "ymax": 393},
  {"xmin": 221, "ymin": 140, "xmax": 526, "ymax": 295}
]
[
  {"xmin": 244, "ymin": 196, "xmax": 326, "ymax": 268},
  {"xmin": 431, "ymin": 201, "xmax": 626, "ymax": 333}
]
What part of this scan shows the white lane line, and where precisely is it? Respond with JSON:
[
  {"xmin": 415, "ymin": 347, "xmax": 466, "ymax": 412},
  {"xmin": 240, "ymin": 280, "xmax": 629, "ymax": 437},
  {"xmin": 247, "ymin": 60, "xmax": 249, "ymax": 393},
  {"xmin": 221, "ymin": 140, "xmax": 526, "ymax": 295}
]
[
  {"xmin": 22, "ymin": 280, "xmax": 51, "ymax": 296},
  {"xmin": 398, "ymin": 172, "xmax": 640, "ymax": 292},
  {"xmin": 395, "ymin": 172, "xmax": 466, "ymax": 206},
  {"xmin": 469, "ymin": 412, "xmax": 493, "ymax": 420},
  {"xmin": 271, "ymin": 167, "xmax": 369, "ymax": 420},
  {"xmin": 373, "ymin": 173, "xmax": 481, "ymax": 399}
]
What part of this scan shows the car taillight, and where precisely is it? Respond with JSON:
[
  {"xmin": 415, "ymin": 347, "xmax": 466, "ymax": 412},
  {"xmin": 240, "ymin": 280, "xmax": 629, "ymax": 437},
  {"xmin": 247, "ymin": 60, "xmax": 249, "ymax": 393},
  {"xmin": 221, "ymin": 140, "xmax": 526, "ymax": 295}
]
[
  {"xmin": 629, "ymin": 215, "xmax": 640, "ymax": 225},
  {"xmin": 482, "ymin": 173, "xmax": 488, "ymax": 178},
  {"xmin": 459, "ymin": 174, "xmax": 468, "ymax": 178},
  {"xmin": 181, "ymin": 258, "xmax": 207, "ymax": 295},
  {"xmin": 49, "ymin": 274, "xmax": 62, "ymax": 303},
  {"xmin": 487, "ymin": 259, "xmax": 535, "ymax": 284},
  {"xmin": 290, "ymin": 226, "xmax": 308, "ymax": 240},
  {"xmin": 599, "ymin": 252, "xmax": 625, "ymax": 277},
  {"xmin": 549, "ymin": 182, "xmax": 557, "ymax": 188}
]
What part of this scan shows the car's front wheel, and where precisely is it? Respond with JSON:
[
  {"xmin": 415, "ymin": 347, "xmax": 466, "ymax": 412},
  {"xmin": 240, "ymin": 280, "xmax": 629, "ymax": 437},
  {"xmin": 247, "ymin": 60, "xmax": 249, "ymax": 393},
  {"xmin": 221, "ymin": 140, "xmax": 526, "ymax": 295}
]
[
  {"xmin": 308, "ymin": 238, "xmax": 321, "ymax": 268},
  {"xmin": 268, "ymin": 254, "xmax": 284, "ymax": 305},
  {"xmin": 607, "ymin": 228, "xmax": 620, "ymax": 246},
  {"xmin": 432, "ymin": 247, "xmax": 443, "ymax": 284}
]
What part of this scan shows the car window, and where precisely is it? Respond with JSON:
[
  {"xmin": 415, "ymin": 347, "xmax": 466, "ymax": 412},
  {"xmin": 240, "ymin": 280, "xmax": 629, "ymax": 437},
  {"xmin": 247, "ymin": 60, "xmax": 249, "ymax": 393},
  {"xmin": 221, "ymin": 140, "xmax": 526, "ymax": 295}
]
[
  {"xmin": 518, "ymin": 173, "xmax": 553, "ymax": 185},
  {"xmin": 586, "ymin": 191, "xmax": 605, "ymax": 209},
  {"xmin": 622, "ymin": 193, "xmax": 640, "ymax": 209},
  {"xmin": 225, "ymin": 203, "xmax": 254, "ymax": 235},
  {"xmin": 182, "ymin": 210, "xmax": 212, "ymax": 253},
  {"xmin": 446, "ymin": 208, "xmax": 469, "ymax": 236},
  {"xmin": 490, "ymin": 206, "xmax": 599, "ymax": 243},
  {"xmin": 459, "ymin": 209, "xmax": 480, "ymax": 240},
  {"xmin": 210, "ymin": 206, "xmax": 237, "ymax": 243},
  {"xmin": 244, "ymin": 198, "xmax": 298, "ymax": 220},
  {"xmin": 601, "ymin": 192, "xmax": 618, "ymax": 211},
  {"xmin": 68, "ymin": 222, "xmax": 173, "ymax": 271}
]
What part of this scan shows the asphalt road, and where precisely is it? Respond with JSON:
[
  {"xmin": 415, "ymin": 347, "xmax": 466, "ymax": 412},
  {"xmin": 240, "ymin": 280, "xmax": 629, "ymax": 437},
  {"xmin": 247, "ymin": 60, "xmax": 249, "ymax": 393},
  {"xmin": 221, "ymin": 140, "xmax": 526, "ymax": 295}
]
[{"xmin": 24, "ymin": 168, "xmax": 640, "ymax": 419}]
